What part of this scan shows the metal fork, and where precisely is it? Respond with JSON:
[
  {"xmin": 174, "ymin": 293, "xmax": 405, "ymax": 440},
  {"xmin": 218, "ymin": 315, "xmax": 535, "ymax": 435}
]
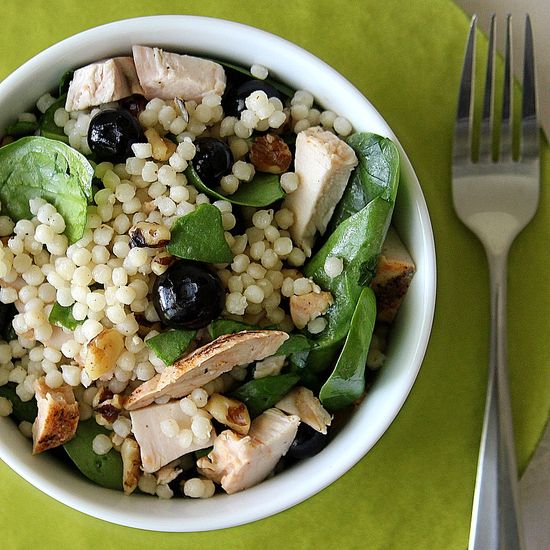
[{"xmin": 452, "ymin": 14, "xmax": 539, "ymax": 550}]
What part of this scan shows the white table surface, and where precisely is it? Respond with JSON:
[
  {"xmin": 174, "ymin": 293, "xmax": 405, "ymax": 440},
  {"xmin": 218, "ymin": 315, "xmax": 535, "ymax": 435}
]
[{"xmin": 454, "ymin": 2, "xmax": 549, "ymax": 549}]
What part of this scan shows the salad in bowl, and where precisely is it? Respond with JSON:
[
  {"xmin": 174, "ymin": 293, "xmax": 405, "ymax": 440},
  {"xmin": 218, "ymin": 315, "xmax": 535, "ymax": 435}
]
[{"xmin": 0, "ymin": 18, "xmax": 433, "ymax": 529}]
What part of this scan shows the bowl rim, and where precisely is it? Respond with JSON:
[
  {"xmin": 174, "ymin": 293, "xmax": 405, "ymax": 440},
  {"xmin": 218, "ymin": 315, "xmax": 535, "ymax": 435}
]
[{"xmin": 0, "ymin": 14, "xmax": 436, "ymax": 532}]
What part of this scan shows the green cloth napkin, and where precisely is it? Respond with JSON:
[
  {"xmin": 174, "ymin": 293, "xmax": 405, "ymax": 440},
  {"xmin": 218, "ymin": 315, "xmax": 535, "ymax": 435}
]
[{"xmin": 0, "ymin": 1, "xmax": 548, "ymax": 548}]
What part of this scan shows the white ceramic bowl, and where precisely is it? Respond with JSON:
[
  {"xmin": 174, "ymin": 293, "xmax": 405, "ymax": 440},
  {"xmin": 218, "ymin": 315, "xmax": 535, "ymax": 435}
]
[{"xmin": 0, "ymin": 15, "xmax": 436, "ymax": 532}]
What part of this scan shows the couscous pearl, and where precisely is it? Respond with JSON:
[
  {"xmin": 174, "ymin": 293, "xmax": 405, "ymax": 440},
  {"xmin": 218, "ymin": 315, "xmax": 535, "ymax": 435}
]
[
  {"xmin": 190, "ymin": 388, "xmax": 209, "ymax": 408},
  {"xmin": 252, "ymin": 210, "xmax": 273, "ymax": 229},
  {"xmin": 244, "ymin": 285, "xmax": 264, "ymax": 304},
  {"xmin": 156, "ymin": 484, "xmax": 174, "ymax": 500},
  {"xmin": 191, "ymin": 415, "xmax": 212, "ymax": 440},
  {"xmin": 45, "ymin": 370, "xmax": 64, "ymax": 389},
  {"xmin": 0, "ymin": 396, "xmax": 13, "ymax": 417},
  {"xmin": 319, "ymin": 110, "xmax": 337, "ymax": 127},
  {"xmin": 184, "ymin": 478, "xmax": 206, "ymax": 498},
  {"xmin": 113, "ymin": 417, "xmax": 132, "ymax": 438},
  {"xmin": 308, "ymin": 317, "xmax": 327, "ymax": 334},
  {"xmin": 62, "ymin": 365, "xmax": 82, "ymax": 386},
  {"xmin": 273, "ymin": 237, "xmax": 293, "ymax": 256},
  {"xmin": 160, "ymin": 418, "xmax": 180, "ymax": 438},
  {"xmin": 225, "ymin": 292, "xmax": 247, "ymax": 315},
  {"xmin": 324, "ymin": 256, "xmax": 344, "ymax": 278},
  {"xmin": 333, "ymin": 116, "xmax": 353, "ymax": 136},
  {"xmin": 179, "ymin": 397, "xmax": 198, "ymax": 416},
  {"xmin": 61, "ymin": 339, "xmax": 81, "ymax": 359},
  {"xmin": 92, "ymin": 434, "xmax": 113, "ymax": 455},
  {"xmin": 287, "ymin": 247, "xmax": 306, "ymax": 267},
  {"xmin": 280, "ymin": 172, "xmax": 299, "ymax": 193}
]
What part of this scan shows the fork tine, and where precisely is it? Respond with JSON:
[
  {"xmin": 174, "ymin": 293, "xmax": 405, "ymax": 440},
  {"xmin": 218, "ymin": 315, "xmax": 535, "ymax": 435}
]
[
  {"xmin": 479, "ymin": 15, "xmax": 496, "ymax": 162},
  {"xmin": 521, "ymin": 14, "xmax": 539, "ymax": 160},
  {"xmin": 453, "ymin": 16, "xmax": 477, "ymax": 162},
  {"xmin": 500, "ymin": 15, "xmax": 513, "ymax": 160}
]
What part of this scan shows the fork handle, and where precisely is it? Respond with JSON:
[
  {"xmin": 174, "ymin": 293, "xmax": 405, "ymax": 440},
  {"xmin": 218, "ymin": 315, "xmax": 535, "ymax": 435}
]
[{"xmin": 468, "ymin": 253, "xmax": 523, "ymax": 550}]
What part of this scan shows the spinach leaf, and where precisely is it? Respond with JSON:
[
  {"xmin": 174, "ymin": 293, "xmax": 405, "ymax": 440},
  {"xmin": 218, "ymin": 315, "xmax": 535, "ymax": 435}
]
[
  {"xmin": 0, "ymin": 383, "xmax": 38, "ymax": 423},
  {"xmin": 146, "ymin": 329, "xmax": 196, "ymax": 366},
  {"xmin": 39, "ymin": 95, "xmax": 69, "ymax": 144},
  {"xmin": 304, "ymin": 197, "xmax": 393, "ymax": 352},
  {"xmin": 319, "ymin": 287, "xmax": 376, "ymax": 410},
  {"xmin": 0, "ymin": 136, "xmax": 93, "ymax": 243},
  {"xmin": 276, "ymin": 334, "xmax": 310, "ymax": 356},
  {"xmin": 231, "ymin": 373, "xmax": 299, "ymax": 417},
  {"xmin": 209, "ymin": 58, "xmax": 295, "ymax": 98},
  {"xmin": 64, "ymin": 419, "xmax": 123, "ymax": 490},
  {"xmin": 327, "ymin": 133, "xmax": 399, "ymax": 233},
  {"xmin": 167, "ymin": 203, "xmax": 233, "ymax": 264},
  {"xmin": 59, "ymin": 70, "xmax": 74, "ymax": 96},
  {"xmin": 48, "ymin": 302, "xmax": 82, "ymax": 331},
  {"xmin": 208, "ymin": 319, "xmax": 256, "ymax": 339},
  {"xmin": 185, "ymin": 164, "xmax": 285, "ymax": 207},
  {"xmin": 5, "ymin": 120, "xmax": 39, "ymax": 137}
]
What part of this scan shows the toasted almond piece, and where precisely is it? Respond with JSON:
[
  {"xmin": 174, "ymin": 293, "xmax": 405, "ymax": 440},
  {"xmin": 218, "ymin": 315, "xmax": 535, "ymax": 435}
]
[
  {"xmin": 125, "ymin": 330, "xmax": 289, "ymax": 410},
  {"xmin": 155, "ymin": 460, "xmax": 183, "ymax": 485},
  {"xmin": 121, "ymin": 437, "xmax": 141, "ymax": 495},
  {"xmin": 145, "ymin": 128, "xmax": 177, "ymax": 161},
  {"xmin": 32, "ymin": 378, "xmax": 79, "ymax": 454},
  {"xmin": 276, "ymin": 387, "xmax": 332, "ymax": 434},
  {"xmin": 129, "ymin": 221, "xmax": 171, "ymax": 248},
  {"xmin": 84, "ymin": 329, "xmax": 124, "ymax": 381},
  {"xmin": 289, "ymin": 291, "xmax": 333, "ymax": 329},
  {"xmin": 249, "ymin": 134, "xmax": 292, "ymax": 174},
  {"xmin": 197, "ymin": 408, "xmax": 299, "ymax": 494},
  {"xmin": 205, "ymin": 394, "xmax": 251, "ymax": 435},
  {"xmin": 370, "ymin": 227, "xmax": 416, "ymax": 323}
]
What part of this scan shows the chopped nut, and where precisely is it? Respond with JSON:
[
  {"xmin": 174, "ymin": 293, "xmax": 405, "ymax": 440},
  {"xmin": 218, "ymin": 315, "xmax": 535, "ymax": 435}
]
[
  {"xmin": 204, "ymin": 393, "xmax": 251, "ymax": 435},
  {"xmin": 249, "ymin": 134, "xmax": 292, "ymax": 174},
  {"xmin": 156, "ymin": 460, "xmax": 183, "ymax": 485},
  {"xmin": 276, "ymin": 387, "xmax": 332, "ymax": 434},
  {"xmin": 121, "ymin": 437, "xmax": 141, "ymax": 495},
  {"xmin": 92, "ymin": 387, "xmax": 114, "ymax": 408},
  {"xmin": 289, "ymin": 291, "xmax": 333, "ymax": 329},
  {"xmin": 93, "ymin": 388, "xmax": 125, "ymax": 423},
  {"xmin": 129, "ymin": 221, "xmax": 171, "ymax": 248},
  {"xmin": 84, "ymin": 329, "xmax": 125, "ymax": 381},
  {"xmin": 145, "ymin": 128, "xmax": 177, "ymax": 161}
]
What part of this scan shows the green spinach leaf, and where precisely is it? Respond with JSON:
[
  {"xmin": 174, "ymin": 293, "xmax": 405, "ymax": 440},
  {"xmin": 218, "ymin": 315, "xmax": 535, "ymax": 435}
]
[
  {"xmin": 146, "ymin": 329, "xmax": 196, "ymax": 366},
  {"xmin": 276, "ymin": 334, "xmax": 310, "ymax": 356},
  {"xmin": 0, "ymin": 383, "xmax": 38, "ymax": 423},
  {"xmin": 48, "ymin": 302, "xmax": 82, "ymax": 331},
  {"xmin": 167, "ymin": 203, "xmax": 233, "ymax": 264},
  {"xmin": 185, "ymin": 164, "xmax": 285, "ymax": 207},
  {"xmin": 0, "ymin": 136, "xmax": 93, "ymax": 243},
  {"xmin": 208, "ymin": 319, "xmax": 256, "ymax": 339},
  {"xmin": 39, "ymin": 95, "xmax": 69, "ymax": 144},
  {"xmin": 319, "ymin": 287, "xmax": 376, "ymax": 410},
  {"xmin": 59, "ymin": 70, "xmax": 74, "ymax": 96},
  {"xmin": 5, "ymin": 120, "xmax": 39, "ymax": 137},
  {"xmin": 64, "ymin": 419, "xmax": 123, "ymax": 490},
  {"xmin": 231, "ymin": 373, "xmax": 299, "ymax": 417},
  {"xmin": 327, "ymin": 132, "xmax": 399, "ymax": 233}
]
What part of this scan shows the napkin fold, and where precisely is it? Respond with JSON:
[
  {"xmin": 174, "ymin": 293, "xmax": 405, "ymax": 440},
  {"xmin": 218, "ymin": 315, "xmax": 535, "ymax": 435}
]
[{"xmin": 0, "ymin": 1, "xmax": 548, "ymax": 549}]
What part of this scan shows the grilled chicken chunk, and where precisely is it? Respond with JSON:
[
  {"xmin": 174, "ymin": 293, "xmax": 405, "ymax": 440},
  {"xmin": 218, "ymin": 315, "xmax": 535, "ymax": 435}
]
[
  {"xmin": 197, "ymin": 408, "xmax": 299, "ymax": 494},
  {"xmin": 370, "ymin": 226, "xmax": 416, "ymax": 323},
  {"xmin": 283, "ymin": 127, "xmax": 357, "ymax": 256},
  {"xmin": 276, "ymin": 387, "xmax": 332, "ymax": 434},
  {"xmin": 65, "ymin": 57, "xmax": 143, "ymax": 112},
  {"xmin": 32, "ymin": 378, "xmax": 79, "ymax": 453},
  {"xmin": 289, "ymin": 290, "xmax": 333, "ymax": 329},
  {"xmin": 125, "ymin": 330, "xmax": 288, "ymax": 410},
  {"xmin": 130, "ymin": 400, "xmax": 215, "ymax": 473},
  {"xmin": 132, "ymin": 46, "xmax": 226, "ymax": 102}
]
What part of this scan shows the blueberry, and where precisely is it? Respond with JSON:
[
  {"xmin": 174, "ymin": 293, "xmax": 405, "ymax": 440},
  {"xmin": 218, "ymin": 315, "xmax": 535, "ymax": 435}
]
[
  {"xmin": 153, "ymin": 261, "xmax": 224, "ymax": 329},
  {"xmin": 192, "ymin": 137, "xmax": 233, "ymax": 187},
  {"xmin": 87, "ymin": 109, "xmax": 144, "ymax": 162},
  {"xmin": 222, "ymin": 79, "xmax": 284, "ymax": 117},
  {"xmin": 287, "ymin": 424, "xmax": 329, "ymax": 460}
]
